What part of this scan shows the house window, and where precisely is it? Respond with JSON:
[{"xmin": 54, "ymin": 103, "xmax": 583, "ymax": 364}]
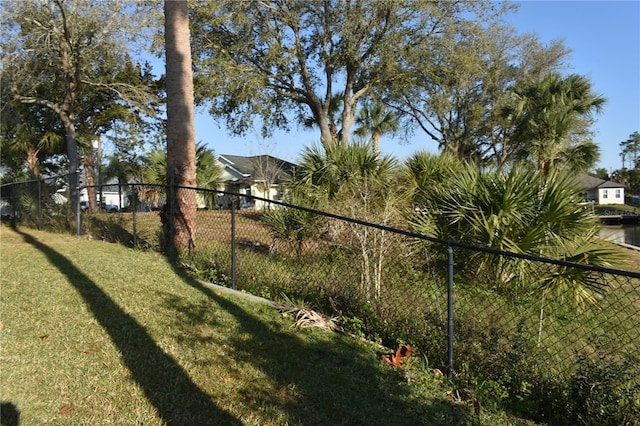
[
  {"xmin": 615, "ymin": 189, "xmax": 621, "ymax": 198},
  {"xmin": 602, "ymin": 189, "xmax": 608, "ymax": 199}
]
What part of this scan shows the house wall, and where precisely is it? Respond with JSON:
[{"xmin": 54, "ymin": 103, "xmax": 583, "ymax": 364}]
[
  {"xmin": 250, "ymin": 184, "xmax": 288, "ymax": 209},
  {"xmin": 599, "ymin": 187, "xmax": 624, "ymax": 205},
  {"xmin": 101, "ymin": 191, "xmax": 127, "ymax": 208},
  {"xmin": 216, "ymin": 183, "xmax": 284, "ymax": 210}
]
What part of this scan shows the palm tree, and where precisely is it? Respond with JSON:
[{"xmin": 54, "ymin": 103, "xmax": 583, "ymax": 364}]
[
  {"xmin": 164, "ymin": 0, "xmax": 197, "ymax": 256},
  {"xmin": 353, "ymin": 102, "xmax": 399, "ymax": 157},
  {"xmin": 505, "ymin": 73, "xmax": 606, "ymax": 175},
  {"xmin": 141, "ymin": 143, "xmax": 221, "ymax": 209},
  {"xmin": 140, "ymin": 149, "xmax": 168, "ymax": 209},
  {"xmin": 6, "ymin": 126, "xmax": 63, "ymax": 179},
  {"xmin": 194, "ymin": 144, "xmax": 221, "ymax": 209},
  {"xmin": 560, "ymin": 139, "xmax": 600, "ymax": 173},
  {"xmin": 194, "ymin": 144, "xmax": 221, "ymax": 189},
  {"xmin": 410, "ymin": 160, "xmax": 621, "ymax": 308},
  {"xmin": 399, "ymin": 150, "xmax": 461, "ymax": 209},
  {"xmin": 1, "ymin": 100, "xmax": 65, "ymax": 179}
]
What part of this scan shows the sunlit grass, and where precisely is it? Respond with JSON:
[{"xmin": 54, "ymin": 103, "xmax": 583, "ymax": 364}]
[{"xmin": 0, "ymin": 225, "xmax": 513, "ymax": 425}]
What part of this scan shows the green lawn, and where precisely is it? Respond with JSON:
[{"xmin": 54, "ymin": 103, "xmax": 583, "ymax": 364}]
[{"xmin": 0, "ymin": 225, "xmax": 514, "ymax": 425}]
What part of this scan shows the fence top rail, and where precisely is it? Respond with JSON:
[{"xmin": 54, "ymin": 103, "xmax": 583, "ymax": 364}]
[{"xmin": 150, "ymin": 184, "xmax": 640, "ymax": 279}]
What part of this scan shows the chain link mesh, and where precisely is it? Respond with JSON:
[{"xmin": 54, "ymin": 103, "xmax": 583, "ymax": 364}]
[{"xmin": 2, "ymin": 179, "xmax": 639, "ymax": 422}]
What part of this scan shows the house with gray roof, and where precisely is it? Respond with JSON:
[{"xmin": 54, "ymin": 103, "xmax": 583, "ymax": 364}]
[
  {"xmin": 217, "ymin": 154, "xmax": 297, "ymax": 209},
  {"xmin": 577, "ymin": 174, "xmax": 626, "ymax": 205}
]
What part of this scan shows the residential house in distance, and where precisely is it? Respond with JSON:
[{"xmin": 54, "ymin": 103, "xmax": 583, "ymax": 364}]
[
  {"xmin": 48, "ymin": 173, "xmax": 126, "ymax": 212},
  {"xmin": 577, "ymin": 174, "xmax": 626, "ymax": 205},
  {"xmin": 79, "ymin": 177, "xmax": 130, "ymax": 212},
  {"xmin": 217, "ymin": 154, "xmax": 297, "ymax": 209},
  {"xmin": 98, "ymin": 178, "xmax": 129, "ymax": 211}
]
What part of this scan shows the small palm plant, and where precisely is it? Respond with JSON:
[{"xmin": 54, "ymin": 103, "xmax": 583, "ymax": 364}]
[
  {"xmin": 287, "ymin": 141, "xmax": 403, "ymax": 300},
  {"xmin": 532, "ymin": 226, "xmax": 620, "ymax": 345},
  {"xmin": 261, "ymin": 201, "xmax": 326, "ymax": 258}
]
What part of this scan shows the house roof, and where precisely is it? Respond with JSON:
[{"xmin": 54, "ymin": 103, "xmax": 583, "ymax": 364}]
[
  {"xmin": 218, "ymin": 155, "xmax": 297, "ymax": 184},
  {"xmin": 575, "ymin": 173, "xmax": 625, "ymax": 190}
]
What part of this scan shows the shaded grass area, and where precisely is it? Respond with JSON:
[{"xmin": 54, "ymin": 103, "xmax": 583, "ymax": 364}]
[
  {"xmin": 81, "ymin": 210, "xmax": 273, "ymax": 249},
  {"xmin": 0, "ymin": 226, "xmax": 490, "ymax": 425}
]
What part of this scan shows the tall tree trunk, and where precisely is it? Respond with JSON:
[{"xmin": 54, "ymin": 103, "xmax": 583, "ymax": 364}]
[
  {"xmin": 311, "ymin": 101, "xmax": 334, "ymax": 150},
  {"xmin": 83, "ymin": 151, "xmax": 98, "ymax": 211},
  {"xmin": 318, "ymin": 115, "xmax": 334, "ymax": 149},
  {"xmin": 61, "ymin": 114, "xmax": 80, "ymax": 217},
  {"xmin": 372, "ymin": 132, "xmax": 381, "ymax": 157},
  {"xmin": 164, "ymin": 0, "xmax": 197, "ymax": 257},
  {"xmin": 340, "ymin": 95, "xmax": 356, "ymax": 148},
  {"xmin": 25, "ymin": 146, "xmax": 40, "ymax": 179}
]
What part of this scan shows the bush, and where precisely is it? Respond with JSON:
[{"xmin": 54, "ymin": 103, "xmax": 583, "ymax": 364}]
[{"xmin": 568, "ymin": 353, "xmax": 640, "ymax": 425}]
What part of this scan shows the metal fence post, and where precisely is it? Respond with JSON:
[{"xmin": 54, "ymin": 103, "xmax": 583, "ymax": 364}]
[
  {"xmin": 76, "ymin": 171, "xmax": 82, "ymax": 237},
  {"xmin": 37, "ymin": 178, "xmax": 42, "ymax": 230},
  {"xmin": 231, "ymin": 195, "xmax": 237, "ymax": 290},
  {"xmin": 168, "ymin": 169, "xmax": 176, "ymax": 262},
  {"xmin": 447, "ymin": 243, "xmax": 455, "ymax": 378},
  {"xmin": 132, "ymin": 184, "xmax": 138, "ymax": 249}
]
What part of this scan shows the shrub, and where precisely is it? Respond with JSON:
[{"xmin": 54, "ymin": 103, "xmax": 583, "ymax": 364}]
[{"xmin": 568, "ymin": 352, "xmax": 640, "ymax": 425}]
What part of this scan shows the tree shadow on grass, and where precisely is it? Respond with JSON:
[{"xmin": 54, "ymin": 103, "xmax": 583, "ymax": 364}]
[
  {"xmin": 0, "ymin": 401, "xmax": 20, "ymax": 426},
  {"xmin": 84, "ymin": 215, "xmax": 151, "ymax": 247},
  {"xmin": 17, "ymin": 229, "xmax": 240, "ymax": 426},
  {"xmin": 169, "ymin": 266, "xmax": 472, "ymax": 425}
]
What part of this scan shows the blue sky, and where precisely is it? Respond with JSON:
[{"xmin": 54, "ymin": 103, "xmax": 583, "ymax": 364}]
[{"xmin": 193, "ymin": 1, "xmax": 640, "ymax": 173}]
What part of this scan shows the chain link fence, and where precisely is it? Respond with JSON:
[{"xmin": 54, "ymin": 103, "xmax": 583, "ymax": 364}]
[
  {"xmin": 2, "ymin": 177, "xmax": 639, "ymax": 423},
  {"xmin": 0, "ymin": 173, "xmax": 80, "ymax": 231}
]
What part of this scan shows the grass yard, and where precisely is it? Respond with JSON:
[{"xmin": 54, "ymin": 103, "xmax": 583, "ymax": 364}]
[{"xmin": 0, "ymin": 225, "xmax": 513, "ymax": 425}]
